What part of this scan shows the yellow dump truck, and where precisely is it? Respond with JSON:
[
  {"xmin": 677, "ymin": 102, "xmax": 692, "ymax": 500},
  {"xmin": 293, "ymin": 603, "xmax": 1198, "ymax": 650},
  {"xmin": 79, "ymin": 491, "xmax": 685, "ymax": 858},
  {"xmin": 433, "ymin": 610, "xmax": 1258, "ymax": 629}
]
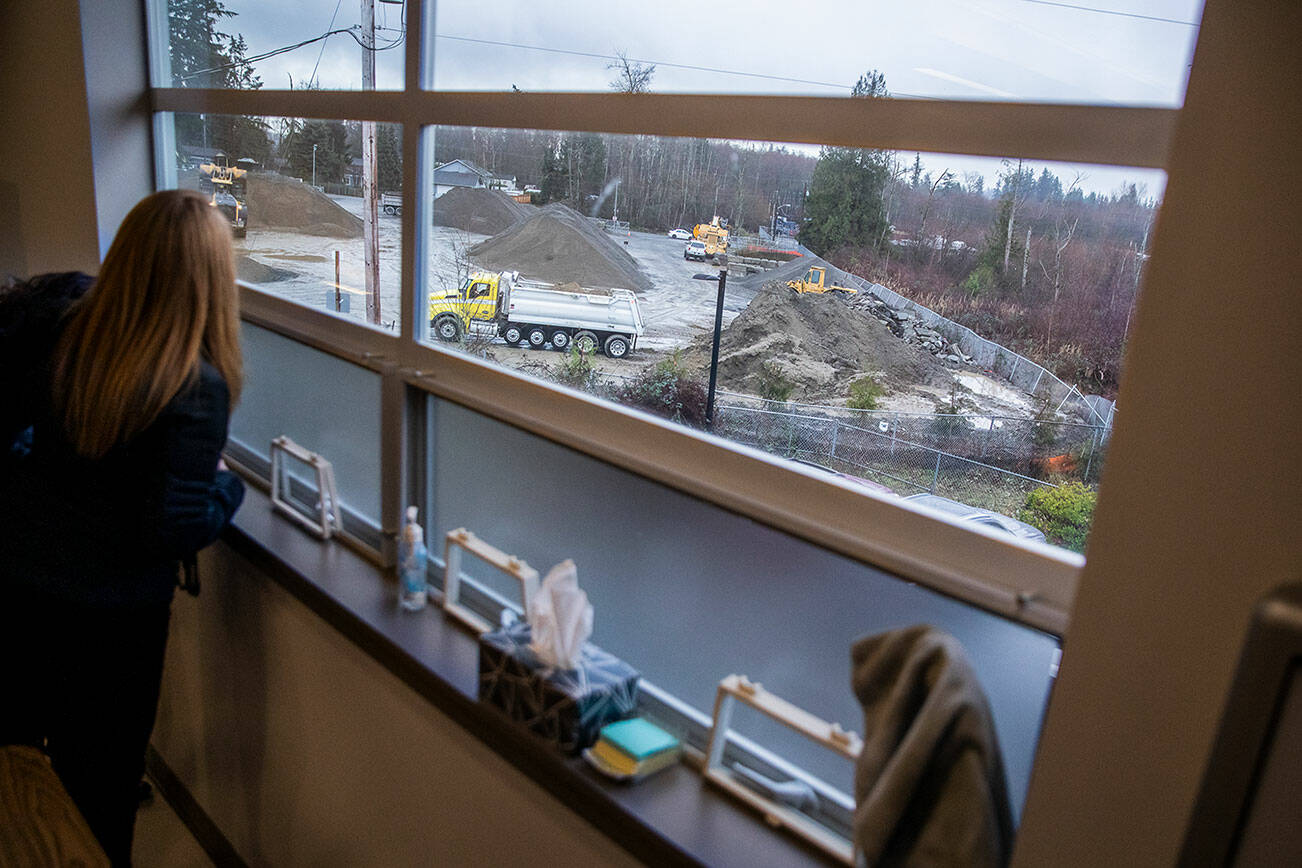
[
  {"xmin": 429, "ymin": 270, "xmax": 644, "ymax": 359},
  {"xmin": 787, "ymin": 265, "xmax": 857, "ymax": 295},
  {"xmin": 693, "ymin": 216, "xmax": 729, "ymax": 259}
]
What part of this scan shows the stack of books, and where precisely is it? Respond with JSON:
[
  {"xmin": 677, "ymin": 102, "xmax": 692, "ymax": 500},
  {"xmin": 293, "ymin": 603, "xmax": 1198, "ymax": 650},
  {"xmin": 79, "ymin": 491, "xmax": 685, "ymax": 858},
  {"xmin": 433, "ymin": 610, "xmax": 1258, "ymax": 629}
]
[{"xmin": 584, "ymin": 718, "xmax": 682, "ymax": 781}]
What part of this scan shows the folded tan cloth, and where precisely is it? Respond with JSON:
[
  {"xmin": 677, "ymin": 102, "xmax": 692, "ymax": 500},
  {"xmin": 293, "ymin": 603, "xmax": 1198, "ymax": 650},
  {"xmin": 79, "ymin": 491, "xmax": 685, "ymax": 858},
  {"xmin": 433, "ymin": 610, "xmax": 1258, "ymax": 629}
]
[{"xmin": 851, "ymin": 626, "xmax": 1013, "ymax": 867}]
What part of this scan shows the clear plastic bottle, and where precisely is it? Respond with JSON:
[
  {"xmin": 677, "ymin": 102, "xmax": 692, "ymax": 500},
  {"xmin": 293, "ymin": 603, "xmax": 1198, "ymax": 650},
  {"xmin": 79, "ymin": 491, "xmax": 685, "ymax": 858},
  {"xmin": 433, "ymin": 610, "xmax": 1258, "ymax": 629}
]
[{"xmin": 398, "ymin": 506, "xmax": 428, "ymax": 611}]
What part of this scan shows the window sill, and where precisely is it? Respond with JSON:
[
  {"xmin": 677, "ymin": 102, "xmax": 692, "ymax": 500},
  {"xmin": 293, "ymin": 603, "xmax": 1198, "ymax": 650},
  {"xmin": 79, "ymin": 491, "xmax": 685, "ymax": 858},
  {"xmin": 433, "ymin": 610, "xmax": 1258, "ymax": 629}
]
[{"xmin": 219, "ymin": 484, "xmax": 840, "ymax": 868}]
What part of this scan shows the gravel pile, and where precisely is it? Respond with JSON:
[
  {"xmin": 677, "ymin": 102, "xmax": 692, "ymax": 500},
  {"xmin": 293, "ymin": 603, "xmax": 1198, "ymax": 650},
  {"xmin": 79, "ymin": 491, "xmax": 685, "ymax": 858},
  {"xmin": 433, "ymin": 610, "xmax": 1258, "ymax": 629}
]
[
  {"xmin": 706, "ymin": 282, "xmax": 951, "ymax": 401},
  {"xmin": 244, "ymin": 173, "xmax": 363, "ymax": 238},
  {"xmin": 432, "ymin": 187, "xmax": 533, "ymax": 235},
  {"xmin": 468, "ymin": 203, "xmax": 652, "ymax": 293}
]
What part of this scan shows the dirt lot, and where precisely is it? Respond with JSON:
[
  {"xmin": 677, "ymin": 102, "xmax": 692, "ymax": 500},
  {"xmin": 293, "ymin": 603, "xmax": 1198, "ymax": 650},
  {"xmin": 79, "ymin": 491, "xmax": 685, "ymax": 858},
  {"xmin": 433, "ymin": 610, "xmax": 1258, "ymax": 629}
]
[{"xmin": 232, "ymin": 188, "xmax": 1042, "ymax": 419}]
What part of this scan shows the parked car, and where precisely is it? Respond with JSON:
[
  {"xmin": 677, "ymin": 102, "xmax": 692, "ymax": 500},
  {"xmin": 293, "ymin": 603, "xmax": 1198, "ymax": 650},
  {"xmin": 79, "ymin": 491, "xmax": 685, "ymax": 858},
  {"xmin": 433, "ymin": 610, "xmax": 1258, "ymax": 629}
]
[
  {"xmin": 792, "ymin": 459, "xmax": 896, "ymax": 497},
  {"xmin": 667, "ymin": 228, "xmax": 692, "ymax": 240},
  {"xmin": 684, "ymin": 240, "xmax": 708, "ymax": 261},
  {"xmin": 904, "ymin": 493, "xmax": 1047, "ymax": 542}
]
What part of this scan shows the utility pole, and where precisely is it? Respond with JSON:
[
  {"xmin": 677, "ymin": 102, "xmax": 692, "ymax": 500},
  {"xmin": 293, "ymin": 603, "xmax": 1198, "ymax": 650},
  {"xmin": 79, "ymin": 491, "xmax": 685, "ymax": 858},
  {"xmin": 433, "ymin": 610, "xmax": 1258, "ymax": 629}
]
[
  {"xmin": 361, "ymin": 0, "xmax": 381, "ymax": 325},
  {"xmin": 312, "ymin": 143, "xmax": 318, "ymax": 188}
]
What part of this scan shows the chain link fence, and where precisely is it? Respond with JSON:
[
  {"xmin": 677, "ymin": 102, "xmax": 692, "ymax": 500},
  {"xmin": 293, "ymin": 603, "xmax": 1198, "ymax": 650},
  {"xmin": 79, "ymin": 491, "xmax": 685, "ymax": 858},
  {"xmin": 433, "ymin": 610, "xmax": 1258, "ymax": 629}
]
[{"xmin": 712, "ymin": 397, "xmax": 1108, "ymax": 518}]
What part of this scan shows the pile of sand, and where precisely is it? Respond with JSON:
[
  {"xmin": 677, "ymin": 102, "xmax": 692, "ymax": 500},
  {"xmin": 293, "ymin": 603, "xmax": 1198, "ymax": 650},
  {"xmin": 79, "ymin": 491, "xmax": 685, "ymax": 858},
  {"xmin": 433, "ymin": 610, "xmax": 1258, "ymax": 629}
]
[
  {"xmin": 236, "ymin": 256, "xmax": 295, "ymax": 284},
  {"xmin": 468, "ymin": 203, "xmax": 652, "ymax": 293},
  {"xmin": 245, "ymin": 173, "xmax": 363, "ymax": 238},
  {"xmin": 433, "ymin": 187, "xmax": 532, "ymax": 235},
  {"xmin": 703, "ymin": 282, "xmax": 951, "ymax": 401}
]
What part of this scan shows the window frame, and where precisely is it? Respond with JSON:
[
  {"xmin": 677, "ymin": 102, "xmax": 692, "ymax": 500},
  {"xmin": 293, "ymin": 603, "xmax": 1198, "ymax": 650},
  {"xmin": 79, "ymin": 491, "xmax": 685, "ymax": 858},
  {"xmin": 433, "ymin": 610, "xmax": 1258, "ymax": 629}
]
[{"xmin": 144, "ymin": 0, "xmax": 1184, "ymax": 638}]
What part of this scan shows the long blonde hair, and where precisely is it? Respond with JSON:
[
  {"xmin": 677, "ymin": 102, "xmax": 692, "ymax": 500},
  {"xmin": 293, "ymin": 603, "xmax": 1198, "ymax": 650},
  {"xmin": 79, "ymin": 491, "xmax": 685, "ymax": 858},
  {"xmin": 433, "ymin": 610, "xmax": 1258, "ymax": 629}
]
[{"xmin": 53, "ymin": 189, "xmax": 243, "ymax": 458}]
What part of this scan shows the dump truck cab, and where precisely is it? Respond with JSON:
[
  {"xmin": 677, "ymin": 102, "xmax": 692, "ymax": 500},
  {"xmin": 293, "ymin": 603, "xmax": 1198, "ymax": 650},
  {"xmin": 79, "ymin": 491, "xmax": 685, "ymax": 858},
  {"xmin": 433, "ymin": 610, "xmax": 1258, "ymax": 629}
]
[
  {"xmin": 787, "ymin": 265, "xmax": 857, "ymax": 295},
  {"xmin": 429, "ymin": 270, "xmax": 503, "ymax": 339}
]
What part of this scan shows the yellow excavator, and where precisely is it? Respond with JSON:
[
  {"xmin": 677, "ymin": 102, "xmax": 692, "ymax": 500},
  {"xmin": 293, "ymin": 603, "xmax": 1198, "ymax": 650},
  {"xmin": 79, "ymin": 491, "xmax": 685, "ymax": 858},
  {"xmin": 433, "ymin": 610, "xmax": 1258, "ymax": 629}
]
[
  {"xmin": 787, "ymin": 265, "xmax": 857, "ymax": 295},
  {"xmin": 692, "ymin": 216, "xmax": 729, "ymax": 258}
]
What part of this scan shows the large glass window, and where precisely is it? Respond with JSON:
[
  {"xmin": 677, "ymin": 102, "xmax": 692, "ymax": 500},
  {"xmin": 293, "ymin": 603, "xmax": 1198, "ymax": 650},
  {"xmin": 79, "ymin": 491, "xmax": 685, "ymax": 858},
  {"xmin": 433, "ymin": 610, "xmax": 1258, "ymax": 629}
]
[
  {"xmin": 422, "ymin": 124, "xmax": 1159, "ymax": 553},
  {"xmin": 164, "ymin": 113, "xmax": 405, "ymax": 333},
  {"xmin": 432, "ymin": 0, "xmax": 1203, "ymax": 105},
  {"xmin": 163, "ymin": 0, "xmax": 405, "ymax": 89}
]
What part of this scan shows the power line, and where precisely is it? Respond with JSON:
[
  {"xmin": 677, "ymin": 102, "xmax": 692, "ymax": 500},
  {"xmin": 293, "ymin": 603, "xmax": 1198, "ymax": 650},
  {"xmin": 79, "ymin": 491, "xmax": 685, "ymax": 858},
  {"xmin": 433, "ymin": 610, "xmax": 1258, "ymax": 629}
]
[
  {"xmin": 308, "ymin": 0, "xmax": 346, "ymax": 88},
  {"xmin": 177, "ymin": 25, "xmax": 405, "ymax": 84},
  {"xmin": 434, "ymin": 34, "xmax": 916, "ymax": 96},
  {"xmin": 1014, "ymin": 0, "xmax": 1200, "ymax": 26}
]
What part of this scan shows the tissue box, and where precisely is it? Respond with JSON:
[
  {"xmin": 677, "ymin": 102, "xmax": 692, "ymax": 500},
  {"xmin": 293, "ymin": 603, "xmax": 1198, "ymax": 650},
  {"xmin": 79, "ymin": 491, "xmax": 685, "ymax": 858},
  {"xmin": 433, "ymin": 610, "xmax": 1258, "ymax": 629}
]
[{"xmin": 478, "ymin": 621, "xmax": 640, "ymax": 755}]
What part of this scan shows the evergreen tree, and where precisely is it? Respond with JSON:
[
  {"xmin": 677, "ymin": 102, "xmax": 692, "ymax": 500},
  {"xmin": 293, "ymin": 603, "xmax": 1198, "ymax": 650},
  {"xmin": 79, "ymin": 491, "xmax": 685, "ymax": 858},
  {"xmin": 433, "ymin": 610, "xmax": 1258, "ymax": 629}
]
[
  {"xmin": 168, "ymin": 0, "xmax": 263, "ymax": 156},
  {"xmin": 377, "ymin": 123, "xmax": 402, "ymax": 192},
  {"xmin": 798, "ymin": 69, "xmax": 890, "ymax": 255}
]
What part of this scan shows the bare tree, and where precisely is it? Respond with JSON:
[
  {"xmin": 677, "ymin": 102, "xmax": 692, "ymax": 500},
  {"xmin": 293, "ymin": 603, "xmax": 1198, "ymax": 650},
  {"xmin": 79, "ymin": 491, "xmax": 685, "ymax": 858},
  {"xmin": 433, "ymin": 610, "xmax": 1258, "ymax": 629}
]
[{"xmin": 608, "ymin": 50, "xmax": 655, "ymax": 94}]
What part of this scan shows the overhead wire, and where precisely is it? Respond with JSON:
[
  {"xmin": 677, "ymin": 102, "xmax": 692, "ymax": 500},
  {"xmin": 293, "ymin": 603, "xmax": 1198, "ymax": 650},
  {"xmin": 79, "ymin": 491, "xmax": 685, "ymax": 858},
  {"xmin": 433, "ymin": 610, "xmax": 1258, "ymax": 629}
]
[{"xmin": 1013, "ymin": 0, "xmax": 1201, "ymax": 26}]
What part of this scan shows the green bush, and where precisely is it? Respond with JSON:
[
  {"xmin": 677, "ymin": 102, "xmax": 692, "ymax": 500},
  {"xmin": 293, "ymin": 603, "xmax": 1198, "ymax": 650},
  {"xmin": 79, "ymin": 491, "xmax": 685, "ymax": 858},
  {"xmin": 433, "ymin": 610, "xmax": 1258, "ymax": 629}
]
[
  {"xmin": 617, "ymin": 352, "xmax": 708, "ymax": 426},
  {"xmin": 1018, "ymin": 481, "xmax": 1097, "ymax": 553},
  {"xmin": 847, "ymin": 375, "xmax": 885, "ymax": 410},
  {"xmin": 553, "ymin": 345, "xmax": 599, "ymax": 392},
  {"xmin": 757, "ymin": 361, "xmax": 795, "ymax": 402}
]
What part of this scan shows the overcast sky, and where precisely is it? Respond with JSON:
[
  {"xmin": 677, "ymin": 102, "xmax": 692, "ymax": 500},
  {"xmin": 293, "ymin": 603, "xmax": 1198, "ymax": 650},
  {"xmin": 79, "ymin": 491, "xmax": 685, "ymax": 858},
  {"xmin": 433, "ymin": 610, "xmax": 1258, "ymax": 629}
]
[{"xmin": 208, "ymin": 0, "xmax": 1204, "ymax": 196}]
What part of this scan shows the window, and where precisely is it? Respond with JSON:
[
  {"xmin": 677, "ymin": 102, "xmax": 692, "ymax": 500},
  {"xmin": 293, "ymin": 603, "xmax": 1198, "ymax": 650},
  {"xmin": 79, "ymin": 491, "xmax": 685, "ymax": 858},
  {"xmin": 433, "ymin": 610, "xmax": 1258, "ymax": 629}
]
[{"xmin": 145, "ymin": 0, "xmax": 1199, "ymax": 849}]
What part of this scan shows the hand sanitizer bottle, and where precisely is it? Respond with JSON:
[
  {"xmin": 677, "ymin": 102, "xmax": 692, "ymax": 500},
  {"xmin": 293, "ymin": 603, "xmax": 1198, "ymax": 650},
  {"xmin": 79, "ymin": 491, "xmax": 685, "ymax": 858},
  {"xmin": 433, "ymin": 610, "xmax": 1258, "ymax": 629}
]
[{"xmin": 398, "ymin": 506, "xmax": 428, "ymax": 611}]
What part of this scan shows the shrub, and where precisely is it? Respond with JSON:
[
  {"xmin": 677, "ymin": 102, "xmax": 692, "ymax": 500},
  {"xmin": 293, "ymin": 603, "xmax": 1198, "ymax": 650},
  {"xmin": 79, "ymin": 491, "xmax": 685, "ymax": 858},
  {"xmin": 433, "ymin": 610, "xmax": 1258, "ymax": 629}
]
[
  {"xmin": 757, "ymin": 361, "xmax": 795, "ymax": 402},
  {"xmin": 1018, "ymin": 481, "xmax": 1097, "ymax": 553},
  {"xmin": 552, "ymin": 345, "xmax": 600, "ymax": 392},
  {"xmin": 847, "ymin": 375, "xmax": 885, "ymax": 410},
  {"xmin": 616, "ymin": 352, "xmax": 709, "ymax": 426}
]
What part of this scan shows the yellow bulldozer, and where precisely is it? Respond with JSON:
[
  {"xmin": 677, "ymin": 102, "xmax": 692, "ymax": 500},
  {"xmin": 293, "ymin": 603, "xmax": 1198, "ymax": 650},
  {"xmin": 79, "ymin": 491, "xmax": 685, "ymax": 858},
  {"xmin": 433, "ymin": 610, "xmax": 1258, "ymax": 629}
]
[{"xmin": 787, "ymin": 265, "xmax": 857, "ymax": 295}]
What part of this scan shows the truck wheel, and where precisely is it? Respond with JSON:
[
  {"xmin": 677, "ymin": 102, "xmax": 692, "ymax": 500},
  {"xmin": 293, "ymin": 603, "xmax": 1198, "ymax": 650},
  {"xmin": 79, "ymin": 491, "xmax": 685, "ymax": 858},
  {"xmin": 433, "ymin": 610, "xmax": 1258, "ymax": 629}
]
[
  {"xmin": 573, "ymin": 331, "xmax": 598, "ymax": 354},
  {"xmin": 383, "ymin": 205, "xmax": 394, "ymax": 216},
  {"xmin": 603, "ymin": 334, "xmax": 630, "ymax": 359},
  {"xmin": 434, "ymin": 315, "xmax": 461, "ymax": 342},
  {"xmin": 527, "ymin": 327, "xmax": 548, "ymax": 349},
  {"xmin": 550, "ymin": 330, "xmax": 570, "ymax": 350},
  {"xmin": 502, "ymin": 324, "xmax": 524, "ymax": 345}
]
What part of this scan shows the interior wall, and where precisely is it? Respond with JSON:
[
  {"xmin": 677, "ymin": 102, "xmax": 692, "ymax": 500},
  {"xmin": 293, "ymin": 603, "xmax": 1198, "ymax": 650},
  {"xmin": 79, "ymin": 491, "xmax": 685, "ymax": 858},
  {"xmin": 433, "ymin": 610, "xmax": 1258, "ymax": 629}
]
[
  {"xmin": 1015, "ymin": 0, "xmax": 1302, "ymax": 862},
  {"xmin": 153, "ymin": 542, "xmax": 639, "ymax": 867},
  {"xmin": 0, "ymin": 0, "xmax": 101, "ymax": 278}
]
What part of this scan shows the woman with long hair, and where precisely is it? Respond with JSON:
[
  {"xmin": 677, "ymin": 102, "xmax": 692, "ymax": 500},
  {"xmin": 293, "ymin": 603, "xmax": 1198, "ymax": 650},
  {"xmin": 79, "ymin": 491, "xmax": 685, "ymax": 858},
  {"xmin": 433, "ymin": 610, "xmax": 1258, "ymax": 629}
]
[{"xmin": 0, "ymin": 189, "xmax": 245, "ymax": 865}]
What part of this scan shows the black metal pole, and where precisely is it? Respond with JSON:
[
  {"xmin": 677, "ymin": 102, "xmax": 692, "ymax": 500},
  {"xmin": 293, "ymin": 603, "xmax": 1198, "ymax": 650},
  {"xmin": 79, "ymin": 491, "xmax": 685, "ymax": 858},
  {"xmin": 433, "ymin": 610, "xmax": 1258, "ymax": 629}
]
[{"xmin": 706, "ymin": 267, "xmax": 727, "ymax": 427}]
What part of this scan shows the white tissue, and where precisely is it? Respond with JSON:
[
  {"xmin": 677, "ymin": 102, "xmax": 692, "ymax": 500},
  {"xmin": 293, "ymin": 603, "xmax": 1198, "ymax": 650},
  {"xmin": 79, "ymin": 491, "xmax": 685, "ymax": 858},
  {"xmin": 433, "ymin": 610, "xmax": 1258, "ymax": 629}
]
[{"xmin": 528, "ymin": 559, "xmax": 593, "ymax": 670}]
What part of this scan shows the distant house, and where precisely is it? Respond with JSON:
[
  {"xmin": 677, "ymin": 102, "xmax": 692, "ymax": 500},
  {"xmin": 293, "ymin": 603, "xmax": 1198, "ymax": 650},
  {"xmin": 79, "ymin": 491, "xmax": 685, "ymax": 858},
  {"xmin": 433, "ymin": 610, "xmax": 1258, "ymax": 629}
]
[
  {"xmin": 433, "ymin": 159, "xmax": 514, "ymax": 199},
  {"xmin": 342, "ymin": 157, "xmax": 364, "ymax": 187}
]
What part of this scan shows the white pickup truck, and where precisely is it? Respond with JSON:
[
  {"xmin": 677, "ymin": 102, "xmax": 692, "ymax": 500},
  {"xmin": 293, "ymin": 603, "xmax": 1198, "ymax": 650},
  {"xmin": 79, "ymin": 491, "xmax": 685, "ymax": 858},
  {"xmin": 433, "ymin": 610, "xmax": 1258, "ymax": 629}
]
[
  {"xmin": 428, "ymin": 270, "xmax": 644, "ymax": 358},
  {"xmin": 381, "ymin": 192, "xmax": 402, "ymax": 216}
]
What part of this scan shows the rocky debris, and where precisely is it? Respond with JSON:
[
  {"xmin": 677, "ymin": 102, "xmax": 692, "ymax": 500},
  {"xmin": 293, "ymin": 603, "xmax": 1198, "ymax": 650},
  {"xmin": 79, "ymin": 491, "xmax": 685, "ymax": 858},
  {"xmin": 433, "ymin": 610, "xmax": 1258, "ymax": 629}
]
[
  {"xmin": 469, "ymin": 203, "xmax": 652, "ymax": 293},
  {"xmin": 432, "ymin": 186, "xmax": 533, "ymax": 235},
  {"xmin": 691, "ymin": 282, "xmax": 952, "ymax": 401},
  {"xmin": 243, "ymin": 172, "xmax": 364, "ymax": 238},
  {"xmin": 842, "ymin": 291, "xmax": 977, "ymax": 366}
]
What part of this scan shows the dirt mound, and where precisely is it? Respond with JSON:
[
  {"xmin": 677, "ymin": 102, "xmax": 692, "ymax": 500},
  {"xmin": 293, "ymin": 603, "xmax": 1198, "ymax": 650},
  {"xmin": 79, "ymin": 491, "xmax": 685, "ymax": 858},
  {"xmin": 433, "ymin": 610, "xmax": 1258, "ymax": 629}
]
[
  {"xmin": 468, "ymin": 203, "xmax": 652, "ymax": 293},
  {"xmin": 236, "ymin": 255, "xmax": 295, "ymax": 284},
  {"xmin": 433, "ymin": 187, "xmax": 532, "ymax": 235},
  {"xmin": 245, "ymin": 173, "xmax": 363, "ymax": 238},
  {"xmin": 706, "ymin": 282, "xmax": 951, "ymax": 401}
]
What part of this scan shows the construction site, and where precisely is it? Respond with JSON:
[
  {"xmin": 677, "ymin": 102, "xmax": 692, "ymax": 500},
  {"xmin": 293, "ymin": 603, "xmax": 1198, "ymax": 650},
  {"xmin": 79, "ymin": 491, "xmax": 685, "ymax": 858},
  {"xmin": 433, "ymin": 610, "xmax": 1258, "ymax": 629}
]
[{"xmin": 215, "ymin": 175, "xmax": 1108, "ymax": 545}]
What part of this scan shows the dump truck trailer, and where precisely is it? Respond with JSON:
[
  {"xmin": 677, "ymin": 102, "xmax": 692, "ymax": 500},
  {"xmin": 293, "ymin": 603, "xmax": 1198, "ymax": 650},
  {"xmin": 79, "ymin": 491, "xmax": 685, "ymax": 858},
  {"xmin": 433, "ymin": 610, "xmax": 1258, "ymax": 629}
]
[{"xmin": 429, "ymin": 270, "xmax": 644, "ymax": 358}]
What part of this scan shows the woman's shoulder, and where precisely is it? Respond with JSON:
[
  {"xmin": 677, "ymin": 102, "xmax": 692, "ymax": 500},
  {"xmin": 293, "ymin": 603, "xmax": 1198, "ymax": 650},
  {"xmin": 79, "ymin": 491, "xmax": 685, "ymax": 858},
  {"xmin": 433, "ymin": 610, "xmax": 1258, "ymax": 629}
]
[{"xmin": 0, "ymin": 271, "xmax": 93, "ymax": 345}]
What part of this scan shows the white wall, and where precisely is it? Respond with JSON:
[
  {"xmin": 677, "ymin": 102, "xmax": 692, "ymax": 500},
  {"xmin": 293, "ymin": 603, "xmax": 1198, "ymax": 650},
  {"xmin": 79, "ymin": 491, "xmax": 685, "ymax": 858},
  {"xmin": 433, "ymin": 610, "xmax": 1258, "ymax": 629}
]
[{"xmin": 0, "ymin": 0, "xmax": 101, "ymax": 277}]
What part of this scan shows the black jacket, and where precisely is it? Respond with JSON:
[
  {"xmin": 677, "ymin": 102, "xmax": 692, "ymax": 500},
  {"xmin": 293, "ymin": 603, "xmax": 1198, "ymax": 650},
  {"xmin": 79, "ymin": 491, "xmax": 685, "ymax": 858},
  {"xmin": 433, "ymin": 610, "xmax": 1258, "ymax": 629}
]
[{"xmin": 0, "ymin": 272, "xmax": 244, "ymax": 607}]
